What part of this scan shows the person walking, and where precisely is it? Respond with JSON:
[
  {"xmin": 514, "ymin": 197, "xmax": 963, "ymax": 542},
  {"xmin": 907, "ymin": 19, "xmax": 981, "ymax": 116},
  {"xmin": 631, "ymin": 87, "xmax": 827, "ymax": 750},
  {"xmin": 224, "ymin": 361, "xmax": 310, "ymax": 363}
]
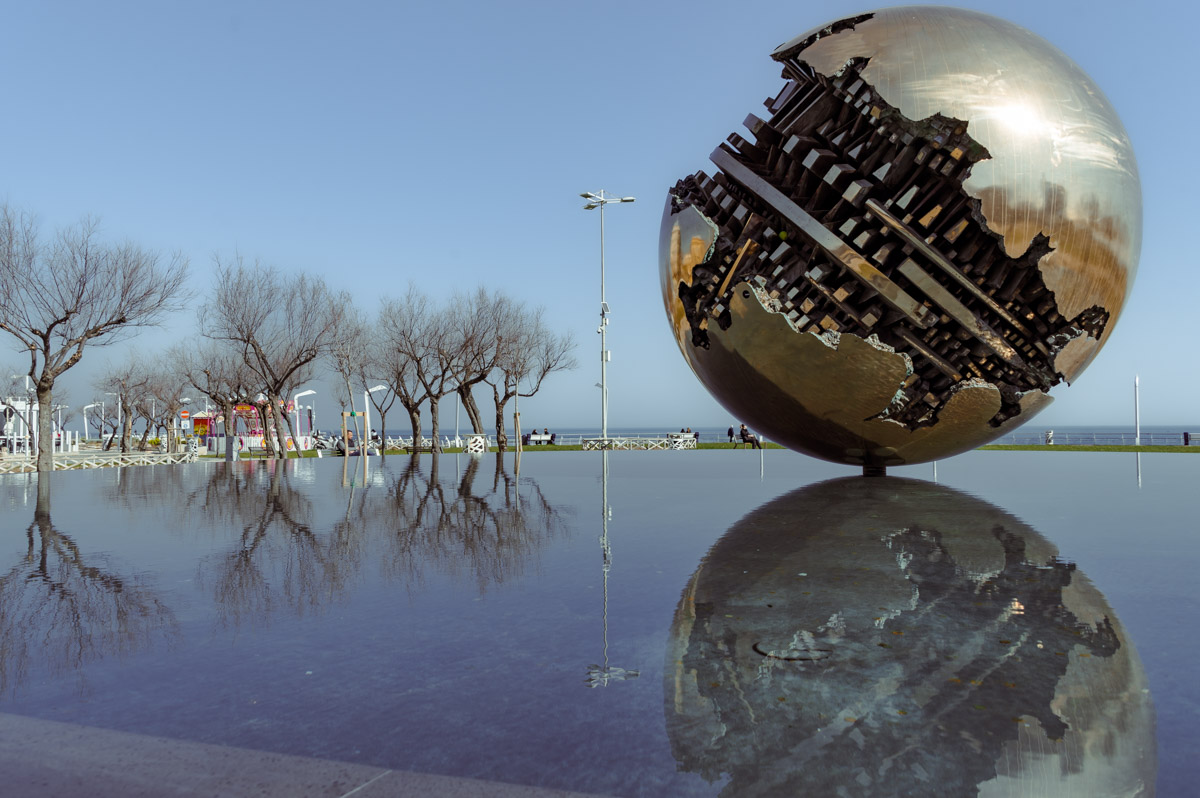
[{"xmin": 727, "ymin": 425, "xmax": 735, "ymax": 443}]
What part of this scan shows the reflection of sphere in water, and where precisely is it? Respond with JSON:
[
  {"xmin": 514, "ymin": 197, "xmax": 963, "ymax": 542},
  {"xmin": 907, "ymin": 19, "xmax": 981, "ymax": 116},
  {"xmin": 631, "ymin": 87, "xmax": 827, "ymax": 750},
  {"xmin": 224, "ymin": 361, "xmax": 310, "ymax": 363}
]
[
  {"xmin": 665, "ymin": 478, "xmax": 1155, "ymax": 796},
  {"xmin": 660, "ymin": 6, "xmax": 1140, "ymax": 467}
]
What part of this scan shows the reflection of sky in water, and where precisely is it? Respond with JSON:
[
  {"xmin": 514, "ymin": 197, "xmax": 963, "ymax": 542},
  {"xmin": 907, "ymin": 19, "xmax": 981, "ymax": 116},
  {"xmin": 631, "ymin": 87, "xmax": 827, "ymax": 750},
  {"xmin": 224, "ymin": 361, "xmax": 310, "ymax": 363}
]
[{"xmin": 0, "ymin": 451, "xmax": 1194, "ymax": 796}]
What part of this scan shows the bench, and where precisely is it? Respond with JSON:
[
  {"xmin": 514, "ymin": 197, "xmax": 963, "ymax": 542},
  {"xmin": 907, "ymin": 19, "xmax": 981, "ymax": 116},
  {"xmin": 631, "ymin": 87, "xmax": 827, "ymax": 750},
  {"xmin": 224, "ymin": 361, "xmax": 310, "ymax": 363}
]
[
  {"xmin": 527, "ymin": 433, "xmax": 554, "ymax": 445},
  {"xmin": 405, "ymin": 444, "xmax": 435, "ymax": 454}
]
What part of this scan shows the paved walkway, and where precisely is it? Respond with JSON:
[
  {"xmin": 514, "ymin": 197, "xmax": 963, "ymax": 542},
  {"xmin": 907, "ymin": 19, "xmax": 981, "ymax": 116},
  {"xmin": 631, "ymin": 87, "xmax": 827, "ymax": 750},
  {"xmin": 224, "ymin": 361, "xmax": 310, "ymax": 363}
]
[{"xmin": 0, "ymin": 713, "xmax": 610, "ymax": 798}]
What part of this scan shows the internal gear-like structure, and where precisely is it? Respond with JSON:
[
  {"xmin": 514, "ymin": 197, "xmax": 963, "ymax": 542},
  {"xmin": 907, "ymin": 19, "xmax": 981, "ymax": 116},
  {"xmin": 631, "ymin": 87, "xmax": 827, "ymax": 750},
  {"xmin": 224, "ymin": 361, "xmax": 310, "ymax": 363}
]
[{"xmin": 661, "ymin": 6, "xmax": 1141, "ymax": 468}]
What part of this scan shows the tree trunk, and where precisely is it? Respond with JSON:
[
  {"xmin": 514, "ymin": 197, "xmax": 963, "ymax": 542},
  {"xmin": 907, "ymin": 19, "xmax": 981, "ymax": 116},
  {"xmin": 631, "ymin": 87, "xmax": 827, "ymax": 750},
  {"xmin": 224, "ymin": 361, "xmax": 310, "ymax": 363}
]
[
  {"xmin": 344, "ymin": 377, "xmax": 362, "ymax": 445},
  {"xmin": 377, "ymin": 410, "xmax": 388, "ymax": 457},
  {"xmin": 458, "ymin": 385, "xmax": 485, "ymax": 434},
  {"xmin": 283, "ymin": 409, "xmax": 300, "ymax": 457},
  {"xmin": 491, "ymin": 384, "xmax": 509, "ymax": 452},
  {"xmin": 269, "ymin": 392, "xmax": 292, "ymax": 458},
  {"xmin": 121, "ymin": 412, "xmax": 133, "ymax": 454},
  {"xmin": 35, "ymin": 381, "xmax": 54, "ymax": 473},
  {"xmin": 275, "ymin": 392, "xmax": 299, "ymax": 459},
  {"xmin": 406, "ymin": 405, "xmax": 421, "ymax": 443},
  {"xmin": 138, "ymin": 423, "xmax": 151, "ymax": 451},
  {"xmin": 222, "ymin": 400, "xmax": 237, "ymax": 462},
  {"xmin": 429, "ymin": 395, "xmax": 442, "ymax": 453},
  {"xmin": 258, "ymin": 404, "xmax": 276, "ymax": 458}
]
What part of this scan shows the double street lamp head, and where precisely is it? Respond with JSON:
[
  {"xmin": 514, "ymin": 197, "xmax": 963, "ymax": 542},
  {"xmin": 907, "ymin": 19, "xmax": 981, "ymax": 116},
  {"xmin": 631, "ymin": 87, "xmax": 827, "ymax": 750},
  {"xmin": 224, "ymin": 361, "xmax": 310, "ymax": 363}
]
[{"xmin": 581, "ymin": 191, "xmax": 636, "ymax": 210}]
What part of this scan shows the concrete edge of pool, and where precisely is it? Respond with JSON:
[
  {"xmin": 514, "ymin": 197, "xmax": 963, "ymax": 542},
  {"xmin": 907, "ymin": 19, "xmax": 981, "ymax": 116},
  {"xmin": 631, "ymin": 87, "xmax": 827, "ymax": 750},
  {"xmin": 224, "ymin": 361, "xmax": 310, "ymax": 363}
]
[{"xmin": 0, "ymin": 713, "xmax": 613, "ymax": 797}]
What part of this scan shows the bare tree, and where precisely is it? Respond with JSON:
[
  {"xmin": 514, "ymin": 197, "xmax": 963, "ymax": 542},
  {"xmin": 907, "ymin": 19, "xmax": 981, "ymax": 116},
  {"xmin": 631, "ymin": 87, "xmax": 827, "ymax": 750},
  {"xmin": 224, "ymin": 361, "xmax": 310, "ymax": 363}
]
[
  {"xmin": 0, "ymin": 205, "xmax": 189, "ymax": 471},
  {"xmin": 140, "ymin": 357, "xmax": 193, "ymax": 453},
  {"xmin": 487, "ymin": 306, "xmax": 577, "ymax": 451},
  {"xmin": 357, "ymin": 342, "xmax": 397, "ymax": 454},
  {"xmin": 378, "ymin": 286, "xmax": 470, "ymax": 454},
  {"xmin": 327, "ymin": 303, "xmax": 369, "ymax": 444},
  {"xmin": 373, "ymin": 312, "xmax": 428, "ymax": 444},
  {"xmin": 201, "ymin": 256, "xmax": 346, "ymax": 458},
  {"xmin": 451, "ymin": 288, "xmax": 517, "ymax": 435},
  {"xmin": 172, "ymin": 341, "xmax": 257, "ymax": 462},
  {"xmin": 95, "ymin": 358, "xmax": 152, "ymax": 452}
]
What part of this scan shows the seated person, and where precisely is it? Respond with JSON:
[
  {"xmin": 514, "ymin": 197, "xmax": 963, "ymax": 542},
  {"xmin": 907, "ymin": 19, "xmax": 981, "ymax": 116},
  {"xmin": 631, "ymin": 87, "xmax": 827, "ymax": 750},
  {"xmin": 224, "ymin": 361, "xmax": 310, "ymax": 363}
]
[{"xmin": 739, "ymin": 424, "xmax": 762, "ymax": 449}]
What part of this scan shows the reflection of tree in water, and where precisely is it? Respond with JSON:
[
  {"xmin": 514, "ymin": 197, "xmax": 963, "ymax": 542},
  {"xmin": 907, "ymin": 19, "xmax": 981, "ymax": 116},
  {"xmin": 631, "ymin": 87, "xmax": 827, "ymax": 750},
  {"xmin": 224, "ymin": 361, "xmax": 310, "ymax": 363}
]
[
  {"xmin": 382, "ymin": 453, "xmax": 569, "ymax": 594},
  {"xmin": 192, "ymin": 454, "xmax": 567, "ymax": 627},
  {"xmin": 194, "ymin": 459, "xmax": 365, "ymax": 628},
  {"xmin": 667, "ymin": 477, "xmax": 1154, "ymax": 797},
  {"xmin": 0, "ymin": 476, "xmax": 176, "ymax": 696}
]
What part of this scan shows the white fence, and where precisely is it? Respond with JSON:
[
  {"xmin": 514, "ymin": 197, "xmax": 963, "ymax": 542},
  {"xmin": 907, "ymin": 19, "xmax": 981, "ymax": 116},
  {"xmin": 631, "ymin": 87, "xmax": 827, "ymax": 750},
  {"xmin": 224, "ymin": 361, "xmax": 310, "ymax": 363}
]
[
  {"xmin": 0, "ymin": 449, "xmax": 199, "ymax": 474},
  {"xmin": 994, "ymin": 430, "xmax": 1195, "ymax": 446}
]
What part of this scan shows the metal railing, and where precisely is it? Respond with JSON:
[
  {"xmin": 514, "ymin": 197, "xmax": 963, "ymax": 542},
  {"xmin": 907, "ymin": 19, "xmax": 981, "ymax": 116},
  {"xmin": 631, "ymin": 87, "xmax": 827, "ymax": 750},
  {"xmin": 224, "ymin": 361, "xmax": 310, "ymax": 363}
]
[{"xmin": 991, "ymin": 431, "xmax": 1195, "ymax": 446}]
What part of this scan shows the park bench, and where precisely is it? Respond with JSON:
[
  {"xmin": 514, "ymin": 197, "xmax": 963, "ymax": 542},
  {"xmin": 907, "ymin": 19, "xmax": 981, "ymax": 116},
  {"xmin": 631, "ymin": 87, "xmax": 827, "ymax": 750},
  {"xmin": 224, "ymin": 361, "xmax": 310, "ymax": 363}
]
[
  {"xmin": 734, "ymin": 431, "xmax": 761, "ymax": 449},
  {"xmin": 404, "ymin": 438, "xmax": 435, "ymax": 454},
  {"xmin": 527, "ymin": 433, "xmax": 554, "ymax": 445},
  {"xmin": 667, "ymin": 432, "xmax": 696, "ymax": 449}
]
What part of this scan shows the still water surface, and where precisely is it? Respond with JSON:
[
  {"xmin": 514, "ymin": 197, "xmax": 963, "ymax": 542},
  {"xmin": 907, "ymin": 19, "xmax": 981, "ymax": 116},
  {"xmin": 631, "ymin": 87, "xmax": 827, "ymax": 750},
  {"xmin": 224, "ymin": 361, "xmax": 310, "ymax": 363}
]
[{"xmin": 0, "ymin": 450, "xmax": 1192, "ymax": 796}]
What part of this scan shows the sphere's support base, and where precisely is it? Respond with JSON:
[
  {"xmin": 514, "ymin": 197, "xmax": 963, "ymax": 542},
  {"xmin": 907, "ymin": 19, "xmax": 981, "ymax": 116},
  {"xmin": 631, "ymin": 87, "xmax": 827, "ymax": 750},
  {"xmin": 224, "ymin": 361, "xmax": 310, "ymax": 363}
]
[{"xmin": 863, "ymin": 464, "xmax": 887, "ymax": 478}]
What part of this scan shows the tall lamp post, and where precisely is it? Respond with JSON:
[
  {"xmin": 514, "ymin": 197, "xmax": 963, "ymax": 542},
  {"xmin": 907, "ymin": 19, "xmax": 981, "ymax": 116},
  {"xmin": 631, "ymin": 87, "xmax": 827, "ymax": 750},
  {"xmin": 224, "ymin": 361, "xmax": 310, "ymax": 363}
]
[
  {"xmin": 581, "ymin": 190, "xmax": 635, "ymax": 441},
  {"xmin": 364, "ymin": 385, "xmax": 387, "ymax": 452},
  {"xmin": 81, "ymin": 403, "xmax": 99, "ymax": 440},
  {"xmin": 294, "ymin": 389, "xmax": 317, "ymax": 445}
]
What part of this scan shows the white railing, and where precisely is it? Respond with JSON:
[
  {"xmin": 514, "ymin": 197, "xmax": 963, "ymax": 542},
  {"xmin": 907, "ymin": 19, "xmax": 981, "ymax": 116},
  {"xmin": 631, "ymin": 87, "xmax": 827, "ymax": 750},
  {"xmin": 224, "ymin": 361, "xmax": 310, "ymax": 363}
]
[
  {"xmin": 992, "ymin": 431, "xmax": 1196, "ymax": 446},
  {"xmin": 581, "ymin": 436, "xmax": 695, "ymax": 450},
  {"xmin": 0, "ymin": 449, "xmax": 199, "ymax": 474}
]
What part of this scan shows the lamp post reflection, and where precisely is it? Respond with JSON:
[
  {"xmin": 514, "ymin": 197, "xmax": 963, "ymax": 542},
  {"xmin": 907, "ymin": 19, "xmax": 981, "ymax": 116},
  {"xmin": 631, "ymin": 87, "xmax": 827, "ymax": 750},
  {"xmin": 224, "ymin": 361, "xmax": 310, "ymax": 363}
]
[{"xmin": 586, "ymin": 450, "xmax": 639, "ymax": 688}]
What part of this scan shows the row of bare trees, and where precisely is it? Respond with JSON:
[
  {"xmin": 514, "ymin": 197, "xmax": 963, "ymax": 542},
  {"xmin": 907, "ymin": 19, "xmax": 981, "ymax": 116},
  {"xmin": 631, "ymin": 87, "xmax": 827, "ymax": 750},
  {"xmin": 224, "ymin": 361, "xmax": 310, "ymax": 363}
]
[
  {"xmin": 184, "ymin": 259, "xmax": 576, "ymax": 460},
  {"xmin": 0, "ymin": 204, "xmax": 576, "ymax": 471}
]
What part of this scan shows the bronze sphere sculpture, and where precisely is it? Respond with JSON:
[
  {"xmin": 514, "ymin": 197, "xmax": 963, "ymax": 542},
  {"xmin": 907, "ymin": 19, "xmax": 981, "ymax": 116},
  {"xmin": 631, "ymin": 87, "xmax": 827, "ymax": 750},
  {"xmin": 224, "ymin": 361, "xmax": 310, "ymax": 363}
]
[{"xmin": 660, "ymin": 6, "xmax": 1140, "ymax": 470}]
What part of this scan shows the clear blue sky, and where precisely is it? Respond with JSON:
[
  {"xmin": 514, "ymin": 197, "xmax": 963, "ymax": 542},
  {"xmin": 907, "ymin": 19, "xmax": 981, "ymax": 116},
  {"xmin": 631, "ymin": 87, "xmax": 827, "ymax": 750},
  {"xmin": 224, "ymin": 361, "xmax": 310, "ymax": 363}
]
[{"xmin": 1, "ymin": 0, "xmax": 1194, "ymax": 431}]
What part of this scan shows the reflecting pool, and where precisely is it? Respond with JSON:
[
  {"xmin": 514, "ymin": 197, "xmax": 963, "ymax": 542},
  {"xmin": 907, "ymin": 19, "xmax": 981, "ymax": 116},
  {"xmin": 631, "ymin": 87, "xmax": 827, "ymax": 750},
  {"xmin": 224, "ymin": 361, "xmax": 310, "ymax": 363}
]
[{"xmin": 1, "ymin": 450, "xmax": 1193, "ymax": 796}]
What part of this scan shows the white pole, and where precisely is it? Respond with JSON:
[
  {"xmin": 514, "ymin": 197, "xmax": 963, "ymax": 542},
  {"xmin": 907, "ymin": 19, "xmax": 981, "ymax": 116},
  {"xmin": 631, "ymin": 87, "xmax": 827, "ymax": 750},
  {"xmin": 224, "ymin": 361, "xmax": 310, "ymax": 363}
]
[
  {"xmin": 583, "ymin": 191, "xmax": 633, "ymax": 441},
  {"xmin": 1134, "ymin": 375, "xmax": 1140, "ymax": 446},
  {"xmin": 600, "ymin": 197, "xmax": 607, "ymax": 440},
  {"xmin": 363, "ymin": 390, "xmax": 371, "ymax": 453},
  {"xmin": 514, "ymin": 390, "xmax": 521, "ymax": 453}
]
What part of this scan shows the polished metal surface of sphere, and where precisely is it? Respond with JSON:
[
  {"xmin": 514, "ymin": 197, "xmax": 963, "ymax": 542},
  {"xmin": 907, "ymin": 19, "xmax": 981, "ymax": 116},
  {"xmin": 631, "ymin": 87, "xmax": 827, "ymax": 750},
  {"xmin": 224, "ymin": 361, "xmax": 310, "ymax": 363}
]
[{"xmin": 660, "ymin": 6, "xmax": 1140, "ymax": 467}]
